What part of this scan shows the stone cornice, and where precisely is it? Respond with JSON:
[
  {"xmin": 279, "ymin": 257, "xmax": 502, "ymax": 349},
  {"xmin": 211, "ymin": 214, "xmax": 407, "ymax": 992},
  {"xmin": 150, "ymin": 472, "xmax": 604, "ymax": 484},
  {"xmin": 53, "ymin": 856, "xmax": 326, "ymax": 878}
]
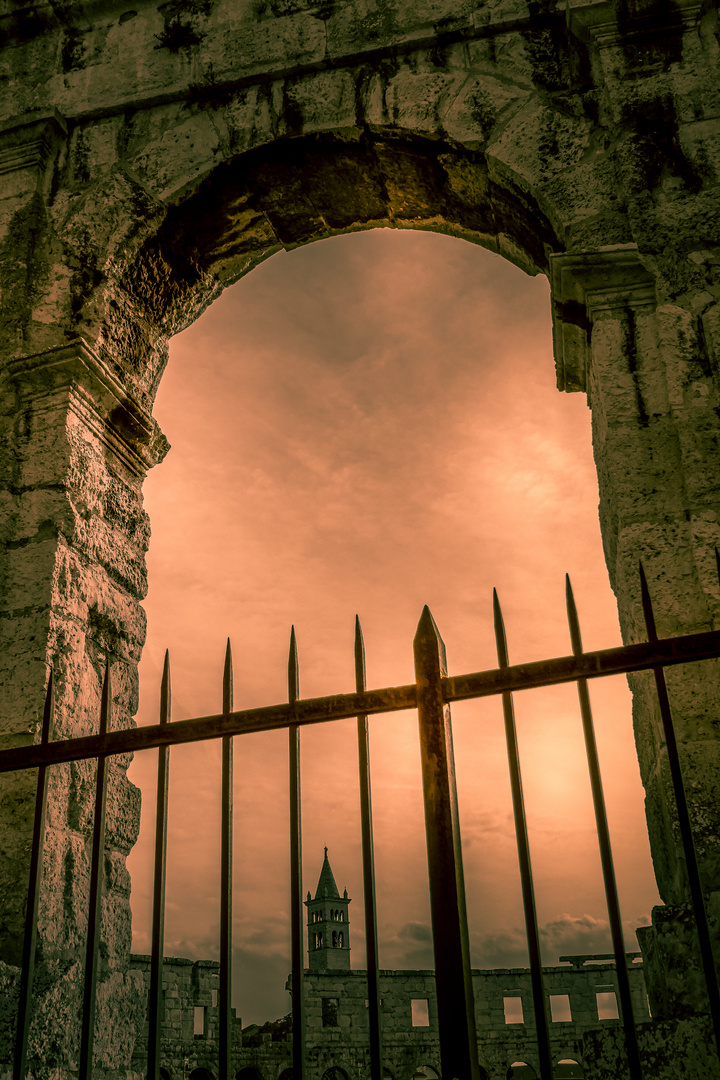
[
  {"xmin": 0, "ymin": 108, "xmax": 67, "ymax": 177},
  {"xmin": 565, "ymin": 0, "xmax": 703, "ymax": 46},
  {"xmin": 550, "ymin": 245, "xmax": 657, "ymax": 393},
  {"xmin": 7, "ymin": 339, "xmax": 169, "ymax": 476}
]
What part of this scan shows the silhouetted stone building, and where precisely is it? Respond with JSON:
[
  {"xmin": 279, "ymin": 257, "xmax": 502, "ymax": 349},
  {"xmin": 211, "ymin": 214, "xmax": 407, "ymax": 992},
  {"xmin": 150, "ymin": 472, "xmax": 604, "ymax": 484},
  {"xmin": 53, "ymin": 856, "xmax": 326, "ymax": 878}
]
[{"xmin": 130, "ymin": 853, "xmax": 649, "ymax": 1080}]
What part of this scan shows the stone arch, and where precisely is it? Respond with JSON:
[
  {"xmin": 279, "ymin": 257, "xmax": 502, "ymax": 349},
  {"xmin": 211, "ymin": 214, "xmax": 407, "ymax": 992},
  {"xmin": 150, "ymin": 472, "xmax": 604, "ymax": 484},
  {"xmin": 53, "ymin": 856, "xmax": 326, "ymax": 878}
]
[
  {"xmin": 0, "ymin": 0, "xmax": 635, "ymax": 979},
  {"xmin": 3, "ymin": 5, "xmax": 720, "ymax": 1074},
  {"xmin": 99, "ymin": 123, "xmax": 568, "ymax": 411},
  {"xmin": 35, "ymin": 16, "xmax": 607, "ymax": 391},
  {"xmin": 507, "ymin": 1066, "xmax": 537, "ymax": 1080},
  {"xmin": 236, "ymin": 1070, "xmax": 265, "ymax": 1080}
]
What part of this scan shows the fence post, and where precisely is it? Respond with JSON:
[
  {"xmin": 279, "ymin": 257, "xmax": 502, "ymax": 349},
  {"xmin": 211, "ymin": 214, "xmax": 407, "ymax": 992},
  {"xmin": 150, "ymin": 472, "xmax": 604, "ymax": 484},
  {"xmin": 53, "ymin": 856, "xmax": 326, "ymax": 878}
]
[
  {"xmin": 13, "ymin": 673, "xmax": 54, "ymax": 1080},
  {"xmin": 414, "ymin": 606, "xmax": 479, "ymax": 1080},
  {"xmin": 289, "ymin": 628, "xmax": 306, "ymax": 1080},
  {"xmin": 79, "ymin": 657, "xmax": 111, "ymax": 1080},
  {"xmin": 220, "ymin": 640, "xmax": 234, "ymax": 1080},
  {"xmin": 355, "ymin": 617, "xmax": 383, "ymax": 1080},
  {"xmin": 148, "ymin": 652, "xmax": 171, "ymax": 1080}
]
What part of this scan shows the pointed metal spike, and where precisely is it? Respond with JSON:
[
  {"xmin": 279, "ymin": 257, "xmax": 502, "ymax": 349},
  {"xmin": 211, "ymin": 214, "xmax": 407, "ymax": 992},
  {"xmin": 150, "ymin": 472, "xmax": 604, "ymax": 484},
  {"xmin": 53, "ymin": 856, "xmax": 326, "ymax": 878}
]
[
  {"xmin": 160, "ymin": 650, "xmax": 171, "ymax": 726},
  {"xmin": 638, "ymin": 561, "xmax": 658, "ymax": 642},
  {"xmin": 354, "ymin": 616, "xmax": 366, "ymax": 694},
  {"xmin": 493, "ymin": 589, "xmax": 509, "ymax": 669},
  {"xmin": 223, "ymin": 639, "xmax": 234, "ymax": 715},
  {"xmin": 414, "ymin": 605, "xmax": 444, "ymax": 644},
  {"xmin": 100, "ymin": 656, "xmax": 112, "ymax": 736},
  {"xmin": 288, "ymin": 626, "xmax": 299, "ymax": 705},
  {"xmin": 41, "ymin": 670, "xmax": 54, "ymax": 744},
  {"xmin": 413, "ymin": 606, "xmax": 448, "ymax": 677},
  {"xmin": 565, "ymin": 575, "xmax": 583, "ymax": 657}
]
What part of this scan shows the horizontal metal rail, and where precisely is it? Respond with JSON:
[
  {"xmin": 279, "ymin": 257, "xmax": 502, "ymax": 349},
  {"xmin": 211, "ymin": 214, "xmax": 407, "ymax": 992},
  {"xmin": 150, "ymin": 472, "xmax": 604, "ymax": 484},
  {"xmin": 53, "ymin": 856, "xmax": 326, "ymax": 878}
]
[{"xmin": 3, "ymin": 627, "xmax": 720, "ymax": 773}]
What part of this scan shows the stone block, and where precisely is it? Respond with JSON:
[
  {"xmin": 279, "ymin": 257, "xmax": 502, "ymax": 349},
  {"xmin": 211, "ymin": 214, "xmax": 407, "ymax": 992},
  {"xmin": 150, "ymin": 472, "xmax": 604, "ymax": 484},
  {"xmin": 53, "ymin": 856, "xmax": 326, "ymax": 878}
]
[
  {"xmin": 125, "ymin": 105, "xmax": 224, "ymax": 202},
  {"xmin": 284, "ymin": 70, "xmax": 359, "ymax": 135},
  {"xmin": 442, "ymin": 74, "xmax": 531, "ymax": 149}
]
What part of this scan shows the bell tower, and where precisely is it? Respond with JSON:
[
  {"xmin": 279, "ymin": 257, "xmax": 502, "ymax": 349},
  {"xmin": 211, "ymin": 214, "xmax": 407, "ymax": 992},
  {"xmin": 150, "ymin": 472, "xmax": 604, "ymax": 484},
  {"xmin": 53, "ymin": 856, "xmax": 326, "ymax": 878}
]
[{"xmin": 305, "ymin": 847, "xmax": 351, "ymax": 972}]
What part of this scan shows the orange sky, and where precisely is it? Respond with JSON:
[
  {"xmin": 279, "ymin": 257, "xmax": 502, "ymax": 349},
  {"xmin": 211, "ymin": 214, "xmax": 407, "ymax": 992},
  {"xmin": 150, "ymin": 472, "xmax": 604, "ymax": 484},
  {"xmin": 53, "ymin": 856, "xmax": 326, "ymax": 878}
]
[{"xmin": 125, "ymin": 229, "xmax": 660, "ymax": 1026}]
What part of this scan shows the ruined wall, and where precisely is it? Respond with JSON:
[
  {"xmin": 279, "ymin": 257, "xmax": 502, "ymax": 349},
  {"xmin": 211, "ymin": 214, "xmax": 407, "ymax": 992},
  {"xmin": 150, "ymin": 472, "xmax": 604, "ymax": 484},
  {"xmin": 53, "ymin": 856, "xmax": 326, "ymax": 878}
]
[
  {"xmin": 131, "ymin": 956, "xmax": 234, "ymax": 1078},
  {"xmin": 129, "ymin": 956, "xmax": 649, "ymax": 1080},
  {"xmin": 1, "ymin": 0, "xmax": 720, "ymax": 1074}
]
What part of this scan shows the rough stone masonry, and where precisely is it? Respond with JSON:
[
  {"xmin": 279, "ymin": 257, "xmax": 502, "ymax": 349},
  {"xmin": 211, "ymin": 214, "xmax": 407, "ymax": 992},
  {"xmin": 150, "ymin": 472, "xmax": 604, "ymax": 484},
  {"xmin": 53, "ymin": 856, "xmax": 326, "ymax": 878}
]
[{"xmin": 1, "ymin": 0, "xmax": 720, "ymax": 1076}]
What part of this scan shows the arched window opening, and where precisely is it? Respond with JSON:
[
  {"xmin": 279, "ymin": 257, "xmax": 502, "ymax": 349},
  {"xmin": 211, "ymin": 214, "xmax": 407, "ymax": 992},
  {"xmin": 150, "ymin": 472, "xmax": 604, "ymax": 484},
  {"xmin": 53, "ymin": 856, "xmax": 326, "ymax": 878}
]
[
  {"xmin": 332, "ymin": 931, "xmax": 338, "ymax": 947},
  {"xmin": 159, "ymin": 1070, "xmax": 172, "ymax": 1080},
  {"xmin": 411, "ymin": 1066, "xmax": 439, "ymax": 1080},
  {"xmin": 236, "ymin": 1070, "xmax": 265, "ymax": 1080},
  {"xmin": 338, "ymin": 932, "xmax": 344, "ymax": 947},
  {"xmin": 507, "ymin": 1065, "xmax": 537, "ymax": 1080},
  {"xmin": 189, "ymin": 1070, "xmax": 215, "ymax": 1080},
  {"xmin": 278, "ymin": 1069, "xmax": 293, "ymax": 1080},
  {"xmin": 321, "ymin": 1069, "xmax": 348, "ymax": 1080},
  {"xmin": 554, "ymin": 1061, "xmax": 584, "ymax": 1078}
]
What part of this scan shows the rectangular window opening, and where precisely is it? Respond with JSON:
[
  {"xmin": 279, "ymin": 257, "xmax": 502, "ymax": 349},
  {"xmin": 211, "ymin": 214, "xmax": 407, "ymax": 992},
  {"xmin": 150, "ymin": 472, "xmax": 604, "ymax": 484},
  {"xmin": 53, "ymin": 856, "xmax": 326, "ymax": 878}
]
[
  {"xmin": 549, "ymin": 994, "xmax": 572, "ymax": 1023},
  {"xmin": 411, "ymin": 998, "xmax": 430, "ymax": 1027},
  {"xmin": 211, "ymin": 988, "xmax": 219, "ymax": 1008},
  {"xmin": 193, "ymin": 1005, "xmax": 206, "ymax": 1037},
  {"xmin": 322, "ymin": 998, "xmax": 339, "ymax": 1028},
  {"xmin": 596, "ymin": 989, "xmax": 619, "ymax": 1020},
  {"xmin": 503, "ymin": 996, "xmax": 524, "ymax": 1024}
]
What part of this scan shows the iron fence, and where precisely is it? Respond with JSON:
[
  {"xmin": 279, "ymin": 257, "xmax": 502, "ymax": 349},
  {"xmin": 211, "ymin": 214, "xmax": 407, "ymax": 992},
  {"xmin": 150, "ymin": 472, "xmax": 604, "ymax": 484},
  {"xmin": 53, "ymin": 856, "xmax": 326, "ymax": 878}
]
[{"xmin": 5, "ymin": 564, "xmax": 720, "ymax": 1080}]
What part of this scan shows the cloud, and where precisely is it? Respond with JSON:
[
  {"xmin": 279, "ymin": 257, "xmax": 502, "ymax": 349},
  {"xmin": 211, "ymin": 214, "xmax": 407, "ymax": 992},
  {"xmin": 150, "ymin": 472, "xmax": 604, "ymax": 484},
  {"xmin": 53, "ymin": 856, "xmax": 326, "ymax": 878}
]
[
  {"xmin": 472, "ymin": 911, "xmax": 648, "ymax": 970},
  {"xmin": 381, "ymin": 922, "xmax": 434, "ymax": 970},
  {"xmin": 397, "ymin": 922, "xmax": 432, "ymax": 943},
  {"xmin": 541, "ymin": 912, "xmax": 611, "ymax": 957}
]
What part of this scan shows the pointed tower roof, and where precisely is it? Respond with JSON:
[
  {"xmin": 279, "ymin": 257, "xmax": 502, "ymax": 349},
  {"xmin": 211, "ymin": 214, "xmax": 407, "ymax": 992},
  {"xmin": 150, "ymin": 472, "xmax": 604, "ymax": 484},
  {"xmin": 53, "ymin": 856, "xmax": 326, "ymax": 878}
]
[{"xmin": 314, "ymin": 846, "xmax": 340, "ymax": 899}]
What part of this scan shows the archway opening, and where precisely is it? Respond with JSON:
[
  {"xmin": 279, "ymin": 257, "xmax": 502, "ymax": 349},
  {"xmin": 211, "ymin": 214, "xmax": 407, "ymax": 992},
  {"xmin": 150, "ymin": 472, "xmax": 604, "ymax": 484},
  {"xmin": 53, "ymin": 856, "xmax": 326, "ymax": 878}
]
[
  {"xmin": 554, "ymin": 1061, "xmax": 584, "ymax": 1078},
  {"xmin": 127, "ymin": 226, "xmax": 658, "ymax": 1029},
  {"xmin": 321, "ymin": 1068, "xmax": 349, "ymax": 1080},
  {"xmin": 412, "ymin": 1066, "xmax": 439, "ymax": 1080}
]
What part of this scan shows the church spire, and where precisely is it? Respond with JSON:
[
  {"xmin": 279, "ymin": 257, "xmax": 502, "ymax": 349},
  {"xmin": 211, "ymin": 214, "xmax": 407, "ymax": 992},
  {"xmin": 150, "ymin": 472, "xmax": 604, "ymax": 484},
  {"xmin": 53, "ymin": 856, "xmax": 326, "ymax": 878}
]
[
  {"xmin": 305, "ymin": 849, "xmax": 351, "ymax": 971},
  {"xmin": 315, "ymin": 846, "xmax": 340, "ymax": 900}
]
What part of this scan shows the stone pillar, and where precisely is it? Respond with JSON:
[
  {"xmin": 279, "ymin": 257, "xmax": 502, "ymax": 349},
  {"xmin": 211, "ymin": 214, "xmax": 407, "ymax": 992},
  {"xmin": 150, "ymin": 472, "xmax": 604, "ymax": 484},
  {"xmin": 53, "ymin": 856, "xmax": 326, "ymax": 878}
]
[
  {"xmin": 0, "ymin": 338, "xmax": 168, "ymax": 1069},
  {"xmin": 0, "ymin": 102, "xmax": 171, "ymax": 1072},
  {"xmin": 551, "ymin": 245, "xmax": 720, "ymax": 1020}
]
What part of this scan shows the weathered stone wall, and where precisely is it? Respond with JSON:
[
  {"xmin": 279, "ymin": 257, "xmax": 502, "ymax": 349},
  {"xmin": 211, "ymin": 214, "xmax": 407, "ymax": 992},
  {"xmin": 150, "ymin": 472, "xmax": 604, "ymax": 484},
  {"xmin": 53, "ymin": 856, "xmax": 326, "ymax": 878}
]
[
  {"xmin": 131, "ymin": 956, "xmax": 232, "ymax": 1078},
  {"xmin": 129, "ymin": 956, "xmax": 649, "ymax": 1080},
  {"xmin": 1, "ymin": 0, "xmax": 720, "ymax": 1073}
]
